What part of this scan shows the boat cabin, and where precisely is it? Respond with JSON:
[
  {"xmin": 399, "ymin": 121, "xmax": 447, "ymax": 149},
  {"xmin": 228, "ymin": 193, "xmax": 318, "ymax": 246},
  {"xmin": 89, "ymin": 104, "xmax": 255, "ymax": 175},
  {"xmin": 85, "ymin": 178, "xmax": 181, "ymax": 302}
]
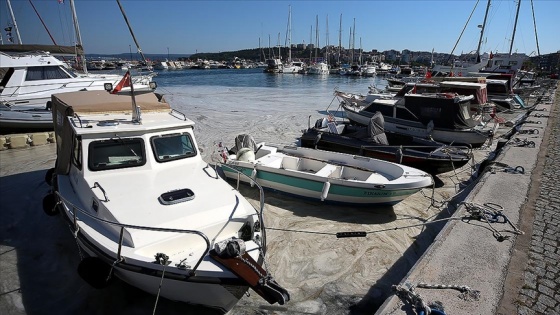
[{"xmin": 52, "ymin": 90, "xmax": 194, "ymax": 178}]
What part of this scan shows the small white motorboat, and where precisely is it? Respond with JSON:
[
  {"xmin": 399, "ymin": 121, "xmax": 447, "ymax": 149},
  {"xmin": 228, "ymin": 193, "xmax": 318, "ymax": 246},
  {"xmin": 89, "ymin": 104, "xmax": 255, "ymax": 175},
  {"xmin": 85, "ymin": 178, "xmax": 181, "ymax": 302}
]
[
  {"xmin": 218, "ymin": 135, "xmax": 433, "ymax": 206},
  {"xmin": 42, "ymin": 89, "xmax": 288, "ymax": 312}
]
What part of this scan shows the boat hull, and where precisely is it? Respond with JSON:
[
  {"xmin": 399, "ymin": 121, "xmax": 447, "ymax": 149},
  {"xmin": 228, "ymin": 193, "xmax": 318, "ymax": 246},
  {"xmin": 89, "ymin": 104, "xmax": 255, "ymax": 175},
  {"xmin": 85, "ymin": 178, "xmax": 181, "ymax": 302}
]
[
  {"xmin": 222, "ymin": 164, "xmax": 423, "ymax": 206},
  {"xmin": 342, "ymin": 104, "xmax": 492, "ymax": 148},
  {"xmin": 299, "ymin": 129, "xmax": 471, "ymax": 175},
  {"xmin": 59, "ymin": 198, "xmax": 258, "ymax": 312},
  {"xmin": 72, "ymin": 228, "xmax": 248, "ymax": 312},
  {"xmin": 0, "ymin": 107, "xmax": 53, "ymax": 131},
  {"xmin": 221, "ymin": 145, "xmax": 432, "ymax": 207}
]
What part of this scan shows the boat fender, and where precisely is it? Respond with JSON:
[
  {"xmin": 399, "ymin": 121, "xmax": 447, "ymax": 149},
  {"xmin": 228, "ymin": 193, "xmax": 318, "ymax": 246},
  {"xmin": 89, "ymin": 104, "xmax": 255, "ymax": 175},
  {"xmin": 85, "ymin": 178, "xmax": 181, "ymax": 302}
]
[
  {"xmin": 214, "ymin": 238, "xmax": 246, "ymax": 258},
  {"xmin": 250, "ymin": 168, "xmax": 257, "ymax": 187},
  {"xmin": 77, "ymin": 257, "xmax": 115, "ymax": 289},
  {"xmin": 44, "ymin": 167, "xmax": 55, "ymax": 186},
  {"xmin": 42, "ymin": 193, "xmax": 59, "ymax": 216},
  {"xmin": 395, "ymin": 146, "xmax": 403, "ymax": 164},
  {"xmin": 314, "ymin": 133, "xmax": 322, "ymax": 148},
  {"xmin": 321, "ymin": 182, "xmax": 331, "ymax": 201}
]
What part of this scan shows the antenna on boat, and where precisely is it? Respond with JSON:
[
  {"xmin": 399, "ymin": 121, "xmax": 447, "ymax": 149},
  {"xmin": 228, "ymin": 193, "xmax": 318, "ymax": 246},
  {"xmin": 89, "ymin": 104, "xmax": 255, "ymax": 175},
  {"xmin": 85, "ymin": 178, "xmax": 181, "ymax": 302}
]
[{"xmin": 129, "ymin": 72, "xmax": 141, "ymax": 124}]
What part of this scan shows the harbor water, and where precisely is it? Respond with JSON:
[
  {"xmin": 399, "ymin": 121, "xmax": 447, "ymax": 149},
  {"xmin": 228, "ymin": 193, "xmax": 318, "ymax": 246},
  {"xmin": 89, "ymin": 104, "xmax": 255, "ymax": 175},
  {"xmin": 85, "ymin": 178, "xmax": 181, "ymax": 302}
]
[{"xmin": 0, "ymin": 68, "xmax": 516, "ymax": 315}]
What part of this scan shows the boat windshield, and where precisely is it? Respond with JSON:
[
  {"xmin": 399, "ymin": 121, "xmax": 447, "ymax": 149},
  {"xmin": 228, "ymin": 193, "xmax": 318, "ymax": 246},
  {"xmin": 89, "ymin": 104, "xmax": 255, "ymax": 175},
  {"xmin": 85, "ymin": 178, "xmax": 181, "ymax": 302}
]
[
  {"xmin": 151, "ymin": 133, "xmax": 197, "ymax": 162},
  {"xmin": 88, "ymin": 138, "xmax": 146, "ymax": 171},
  {"xmin": 25, "ymin": 66, "xmax": 74, "ymax": 81}
]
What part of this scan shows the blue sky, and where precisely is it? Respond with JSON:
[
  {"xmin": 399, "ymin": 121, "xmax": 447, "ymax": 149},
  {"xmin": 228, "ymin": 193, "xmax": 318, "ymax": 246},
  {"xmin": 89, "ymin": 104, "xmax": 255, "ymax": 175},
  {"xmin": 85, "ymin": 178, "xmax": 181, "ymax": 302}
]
[{"xmin": 1, "ymin": 0, "xmax": 558, "ymax": 56}]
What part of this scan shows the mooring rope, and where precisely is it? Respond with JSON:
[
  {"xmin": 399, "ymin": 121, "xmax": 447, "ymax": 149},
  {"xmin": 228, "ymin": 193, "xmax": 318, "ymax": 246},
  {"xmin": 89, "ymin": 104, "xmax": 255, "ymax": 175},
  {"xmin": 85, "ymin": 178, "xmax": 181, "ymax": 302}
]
[
  {"xmin": 393, "ymin": 281, "xmax": 480, "ymax": 315},
  {"xmin": 152, "ymin": 253, "xmax": 170, "ymax": 315},
  {"xmin": 266, "ymin": 200, "xmax": 523, "ymax": 242}
]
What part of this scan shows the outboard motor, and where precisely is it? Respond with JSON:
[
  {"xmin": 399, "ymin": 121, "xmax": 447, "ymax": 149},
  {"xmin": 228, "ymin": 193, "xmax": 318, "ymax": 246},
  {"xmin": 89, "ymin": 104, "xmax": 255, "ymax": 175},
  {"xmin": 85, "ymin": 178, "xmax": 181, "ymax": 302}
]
[
  {"xmin": 314, "ymin": 117, "xmax": 329, "ymax": 129},
  {"xmin": 235, "ymin": 134, "xmax": 257, "ymax": 162}
]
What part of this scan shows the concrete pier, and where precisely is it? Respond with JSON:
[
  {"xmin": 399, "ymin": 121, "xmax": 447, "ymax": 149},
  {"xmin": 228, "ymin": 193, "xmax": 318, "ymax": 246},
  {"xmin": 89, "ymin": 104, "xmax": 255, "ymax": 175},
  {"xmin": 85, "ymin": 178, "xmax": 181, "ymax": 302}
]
[{"xmin": 376, "ymin": 82, "xmax": 559, "ymax": 315}]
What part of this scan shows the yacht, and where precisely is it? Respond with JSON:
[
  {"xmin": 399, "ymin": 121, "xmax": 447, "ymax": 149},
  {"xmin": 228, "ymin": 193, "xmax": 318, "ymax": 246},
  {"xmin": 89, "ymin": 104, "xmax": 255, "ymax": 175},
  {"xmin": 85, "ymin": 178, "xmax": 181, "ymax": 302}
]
[{"xmin": 0, "ymin": 50, "xmax": 155, "ymax": 109}]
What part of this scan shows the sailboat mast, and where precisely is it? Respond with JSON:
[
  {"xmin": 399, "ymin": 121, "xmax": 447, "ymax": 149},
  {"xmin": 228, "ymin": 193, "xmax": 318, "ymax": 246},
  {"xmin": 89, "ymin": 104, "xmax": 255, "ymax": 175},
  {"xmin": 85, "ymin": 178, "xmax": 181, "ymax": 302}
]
[
  {"xmin": 116, "ymin": 0, "xmax": 150, "ymax": 69},
  {"xmin": 69, "ymin": 0, "xmax": 87, "ymax": 73},
  {"xmin": 509, "ymin": 0, "xmax": 522, "ymax": 55},
  {"xmin": 315, "ymin": 15, "xmax": 319, "ymax": 61},
  {"xmin": 476, "ymin": 0, "xmax": 491, "ymax": 61},
  {"xmin": 6, "ymin": 0, "xmax": 22, "ymax": 44},
  {"xmin": 338, "ymin": 14, "xmax": 342, "ymax": 64},
  {"xmin": 325, "ymin": 15, "xmax": 329, "ymax": 64},
  {"xmin": 530, "ymin": 0, "xmax": 540, "ymax": 56},
  {"xmin": 348, "ymin": 28, "xmax": 352, "ymax": 64},
  {"xmin": 352, "ymin": 18, "xmax": 356, "ymax": 64},
  {"xmin": 288, "ymin": 5, "xmax": 291, "ymax": 62}
]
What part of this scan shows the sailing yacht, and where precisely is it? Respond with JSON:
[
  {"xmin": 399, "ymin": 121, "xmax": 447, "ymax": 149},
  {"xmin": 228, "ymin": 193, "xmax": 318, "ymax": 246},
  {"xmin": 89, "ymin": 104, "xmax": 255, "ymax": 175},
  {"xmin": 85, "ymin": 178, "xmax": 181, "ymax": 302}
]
[
  {"xmin": 431, "ymin": 0, "xmax": 529, "ymax": 77},
  {"xmin": 281, "ymin": 5, "xmax": 304, "ymax": 74}
]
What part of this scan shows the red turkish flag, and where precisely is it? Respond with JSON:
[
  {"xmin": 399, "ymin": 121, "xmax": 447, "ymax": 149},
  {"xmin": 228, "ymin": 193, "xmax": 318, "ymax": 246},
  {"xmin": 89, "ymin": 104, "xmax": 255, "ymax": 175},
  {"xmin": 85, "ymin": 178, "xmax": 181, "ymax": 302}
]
[{"xmin": 111, "ymin": 71, "xmax": 131, "ymax": 94}]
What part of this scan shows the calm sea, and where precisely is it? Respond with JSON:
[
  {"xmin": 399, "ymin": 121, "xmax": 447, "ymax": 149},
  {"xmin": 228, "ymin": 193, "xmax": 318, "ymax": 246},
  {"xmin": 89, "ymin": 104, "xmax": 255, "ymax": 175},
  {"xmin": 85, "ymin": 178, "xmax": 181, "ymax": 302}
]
[
  {"xmin": 145, "ymin": 68, "xmax": 389, "ymax": 156},
  {"xmin": 153, "ymin": 67, "xmax": 387, "ymax": 91}
]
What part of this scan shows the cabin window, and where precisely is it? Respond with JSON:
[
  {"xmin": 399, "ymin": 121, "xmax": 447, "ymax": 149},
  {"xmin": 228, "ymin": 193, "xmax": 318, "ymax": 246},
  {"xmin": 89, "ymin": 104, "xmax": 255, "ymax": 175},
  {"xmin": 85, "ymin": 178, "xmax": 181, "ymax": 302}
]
[
  {"xmin": 151, "ymin": 133, "xmax": 197, "ymax": 163},
  {"xmin": 88, "ymin": 138, "xmax": 146, "ymax": 171},
  {"xmin": 0, "ymin": 67, "xmax": 15, "ymax": 90},
  {"xmin": 25, "ymin": 66, "xmax": 73, "ymax": 81},
  {"xmin": 72, "ymin": 136, "xmax": 82, "ymax": 170}
]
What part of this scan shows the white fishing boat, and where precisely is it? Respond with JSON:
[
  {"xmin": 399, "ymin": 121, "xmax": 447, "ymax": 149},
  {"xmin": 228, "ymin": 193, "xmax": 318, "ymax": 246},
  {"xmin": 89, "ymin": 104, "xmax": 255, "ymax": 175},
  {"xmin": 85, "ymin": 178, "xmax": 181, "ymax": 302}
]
[
  {"xmin": 218, "ymin": 135, "xmax": 433, "ymax": 206},
  {"xmin": 42, "ymin": 89, "xmax": 288, "ymax": 312}
]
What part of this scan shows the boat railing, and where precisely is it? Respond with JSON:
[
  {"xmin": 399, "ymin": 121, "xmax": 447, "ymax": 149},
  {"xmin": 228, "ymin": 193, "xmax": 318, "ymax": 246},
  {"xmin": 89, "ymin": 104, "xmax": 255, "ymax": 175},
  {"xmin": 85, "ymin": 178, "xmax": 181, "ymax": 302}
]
[
  {"xmin": 2, "ymin": 76, "xmax": 154, "ymax": 99},
  {"xmin": 54, "ymin": 191, "xmax": 211, "ymax": 275},
  {"xmin": 216, "ymin": 163, "xmax": 267, "ymax": 253},
  {"xmin": 170, "ymin": 108, "xmax": 187, "ymax": 121}
]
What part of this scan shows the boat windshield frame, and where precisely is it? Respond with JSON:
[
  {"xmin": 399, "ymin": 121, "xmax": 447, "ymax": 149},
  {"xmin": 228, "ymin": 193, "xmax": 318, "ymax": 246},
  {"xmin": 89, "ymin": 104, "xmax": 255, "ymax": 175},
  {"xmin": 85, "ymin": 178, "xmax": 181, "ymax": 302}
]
[
  {"xmin": 88, "ymin": 137, "xmax": 146, "ymax": 171},
  {"xmin": 150, "ymin": 132, "xmax": 197, "ymax": 163}
]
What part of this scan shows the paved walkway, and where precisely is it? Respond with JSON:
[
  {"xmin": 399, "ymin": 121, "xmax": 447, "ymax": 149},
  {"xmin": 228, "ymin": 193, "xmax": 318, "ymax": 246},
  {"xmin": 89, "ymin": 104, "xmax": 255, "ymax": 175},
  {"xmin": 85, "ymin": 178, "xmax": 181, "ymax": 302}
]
[{"xmin": 512, "ymin": 84, "xmax": 560, "ymax": 314}]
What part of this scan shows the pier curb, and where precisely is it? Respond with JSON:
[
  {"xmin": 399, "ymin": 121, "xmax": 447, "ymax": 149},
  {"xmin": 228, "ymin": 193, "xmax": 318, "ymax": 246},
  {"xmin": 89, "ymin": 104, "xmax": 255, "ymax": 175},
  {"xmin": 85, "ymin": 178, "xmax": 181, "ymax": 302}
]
[
  {"xmin": 374, "ymin": 81, "xmax": 559, "ymax": 315},
  {"xmin": 0, "ymin": 132, "xmax": 55, "ymax": 150}
]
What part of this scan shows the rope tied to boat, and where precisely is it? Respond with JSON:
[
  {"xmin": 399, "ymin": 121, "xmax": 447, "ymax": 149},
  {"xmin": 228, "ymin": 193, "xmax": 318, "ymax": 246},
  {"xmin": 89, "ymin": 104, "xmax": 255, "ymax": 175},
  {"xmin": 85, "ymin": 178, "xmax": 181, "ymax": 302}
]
[
  {"xmin": 67, "ymin": 224, "xmax": 84, "ymax": 259},
  {"xmin": 394, "ymin": 281, "xmax": 481, "ymax": 314},
  {"xmin": 152, "ymin": 253, "xmax": 170, "ymax": 315},
  {"xmin": 486, "ymin": 162, "xmax": 525, "ymax": 175},
  {"xmin": 416, "ymin": 282, "xmax": 480, "ymax": 301},
  {"xmin": 520, "ymin": 120, "xmax": 542, "ymax": 124},
  {"xmin": 460, "ymin": 202, "xmax": 523, "ymax": 242},
  {"xmin": 507, "ymin": 137, "xmax": 535, "ymax": 148},
  {"xmin": 393, "ymin": 282, "xmax": 445, "ymax": 315},
  {"xmin": 517, "ymin": 128, "xmax": 540, "ymax": 135}
]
